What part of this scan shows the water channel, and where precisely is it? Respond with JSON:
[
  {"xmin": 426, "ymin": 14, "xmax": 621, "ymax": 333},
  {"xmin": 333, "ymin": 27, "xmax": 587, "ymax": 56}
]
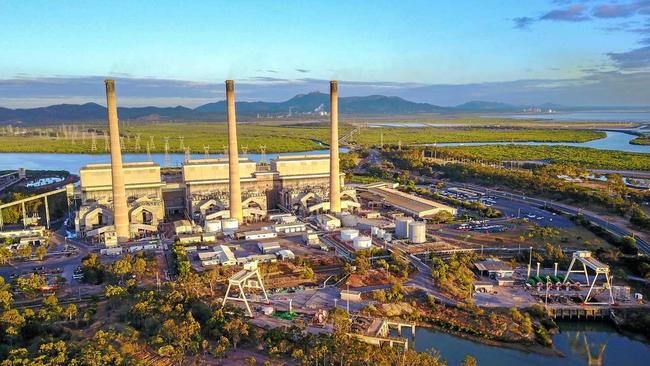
[{"xmin": 392, "ymin": 321, "xmax": 649, "ymax": 366}]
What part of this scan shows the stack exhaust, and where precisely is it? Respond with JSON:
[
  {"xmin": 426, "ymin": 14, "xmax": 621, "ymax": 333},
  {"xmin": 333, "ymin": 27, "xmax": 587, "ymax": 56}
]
[
  {"xmin": 329, "ymin": 80, "xmax": 341, "ymax": 213},
  {"xmin": 104, "ymin": 80, "xmax": 129, "ymax": 243},
  {"xmin": 226, "ymin": 80, "xmax": 243, "ymax": 222}
]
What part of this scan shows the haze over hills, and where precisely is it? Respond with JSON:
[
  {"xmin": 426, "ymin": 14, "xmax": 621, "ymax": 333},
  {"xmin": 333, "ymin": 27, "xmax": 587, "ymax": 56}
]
[{"xmin": 0, "ymin": 91, "xmax": 585, "ymax": 124}]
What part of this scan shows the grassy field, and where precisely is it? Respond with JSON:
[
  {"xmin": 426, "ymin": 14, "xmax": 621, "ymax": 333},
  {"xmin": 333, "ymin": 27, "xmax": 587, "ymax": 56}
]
[
  {"xmin": 0, "ymin": 122, "xmax": 605, "ymax": 154},
  {"xmin": 435, "ymin": 144, "xmax": 650, "ymax": 170},
  {"xmin": 631, "ymin": 136, "xmax": 650, "ymax": 145}
]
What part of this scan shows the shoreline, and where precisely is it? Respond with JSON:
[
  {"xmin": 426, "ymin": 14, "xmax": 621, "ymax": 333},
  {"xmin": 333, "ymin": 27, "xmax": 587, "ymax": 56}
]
[{"xmin": 414, "ymin": 320, "xmax": 564, "ymax": 358}]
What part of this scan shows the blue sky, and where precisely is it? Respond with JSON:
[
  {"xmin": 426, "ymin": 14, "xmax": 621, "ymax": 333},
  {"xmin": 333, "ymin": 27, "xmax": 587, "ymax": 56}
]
[{"xmin": 2, "ymin": 0, "xmax": 650, "ymax": 107}]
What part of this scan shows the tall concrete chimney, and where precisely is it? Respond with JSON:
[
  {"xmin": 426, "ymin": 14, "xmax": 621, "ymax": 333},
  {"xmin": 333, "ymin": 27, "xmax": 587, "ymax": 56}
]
[
  {"xmin": 104, "ymin": 80, "xmax": 129, "ymax": 243},
  {"xmin": 329, "ymin": 80, "xmax": 341, "ymax": 213},
  {"xmin": 226, "ymin": 80, "xmax": 243, "ymax": 222}
]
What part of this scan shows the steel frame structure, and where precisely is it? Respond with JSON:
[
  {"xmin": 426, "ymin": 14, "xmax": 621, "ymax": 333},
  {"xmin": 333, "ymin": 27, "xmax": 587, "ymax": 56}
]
[
  {"xmin": 563, "ymin": 251, "xmax": 613, "ymax": 305},
  {"xmin": 221, "ymin": 261, "xmax": 269, "ymax": 317}
]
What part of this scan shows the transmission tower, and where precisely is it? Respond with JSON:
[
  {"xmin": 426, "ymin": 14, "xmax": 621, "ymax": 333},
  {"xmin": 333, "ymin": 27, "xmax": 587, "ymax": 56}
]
[
  {"xmin": 135, "ymin": 134, "xmax": 141, "ymax": 151},
  {"xmin": 164, "ymin": 137, "xmax": 171, "ymax": 167},
  {"xmin": 91, "ymin": 132, "xmax": 97, "ymax": 151},
  {"xmin": 178, "ymin": 136, "xmax": 185, "ymax": 151},
  {"xmin": 184, "ymin": 147, "xmax": 191, "ymax": 163},
  {"xmin": 203, "ymin": 145, "xmax": 210, "ymax": 158},
  {"xmin": 120, "ymin": 136, "xmax": 125, "ymax": 150},
  {"xmin": 146, "ymin": 142, "xmax": 152, "ymax": 161},
  {"xmin": 149, "ymin": 136, "xmax": 155, "ymax": 149},
  {"xmin": 104, "ymin": 134, "xmax": 109, "ymax": 151},
  {"xmin": 259, "ymin": 144, "xmax": 268, "ymax": 165},
  {"xmin": 241, "ymin": 145, "xmax": 248, "ymax": 157}
]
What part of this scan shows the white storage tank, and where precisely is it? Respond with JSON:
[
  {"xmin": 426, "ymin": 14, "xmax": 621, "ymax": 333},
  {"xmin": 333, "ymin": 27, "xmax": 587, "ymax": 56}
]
[
  {"xmin": 371, "ymin": 226, "xmax": 380, "ymax": 236},
  {"xmin": 408, "ymin": 221, "xmax": 427, "ymax": 244},
  {"xmin": 340, "ymin": 228, "xmax": 359, "ymax": 242},
  {"xmin": 353, "ymin": 236, "xmax": 372, "ymax": 250},
  {"xmin": 395, "ymin": 217, "xmax": 414, "ymax": 239},
  {"xmin": 204, "ymin": 219, "xmax": 222, "ymax": 233},
  {"xmin": 377, "ymin": 229, "xmax": 386, "ymax": 238},
  {"xmin": 341, "ymin": 214, "xmax": 358, "ymax": 227},
  {"xmin": 221, "ymin": 218, "xmax": 239, "ymax": 232},
  {"xmin": 383, "ymin": 232, "xmax": 392, "ymax": 242}
]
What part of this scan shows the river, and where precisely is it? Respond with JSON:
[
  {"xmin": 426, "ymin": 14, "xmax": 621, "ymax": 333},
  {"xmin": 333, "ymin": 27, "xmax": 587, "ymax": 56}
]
[
  {"xmin": 0, "ymin": 131, "xmax": 646, "ymax": 174},
  {"xmin": 392, "ymin": 322, "xmax": 650, "ymax": 366},
  {"xmin": 423, "ymin": 131, "xmax": 650, "ymax": 154},
  {"xmin": 498, "ymin": 111, "xmax": 650, "ymax": 123},
  {"xmin": 0, "ymin": 148, "xmax": 349, "ymax": 172}
]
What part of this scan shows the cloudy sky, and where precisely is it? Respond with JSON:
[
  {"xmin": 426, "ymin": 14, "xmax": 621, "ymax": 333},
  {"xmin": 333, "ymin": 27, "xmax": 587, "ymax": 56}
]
[{"xmin": 2, "ymin": 0, "xmax": 650, "ymax": 107}]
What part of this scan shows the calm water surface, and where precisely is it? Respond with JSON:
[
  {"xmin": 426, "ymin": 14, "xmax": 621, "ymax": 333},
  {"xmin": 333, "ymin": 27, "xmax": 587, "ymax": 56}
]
[
  {"xmin": 424, "ymin": 131, "xmax": 650, "ymax": 154},
  {"xmin": 395, "ymin": 322, "xmax": 649, "ymax": 366},
  {"xmin": 0, "ymin": 148, "xmax": 349, "ymax": 172},
  {"xmin": 499, "ymin": 111, "xmax": 650, "ymax": 123}
]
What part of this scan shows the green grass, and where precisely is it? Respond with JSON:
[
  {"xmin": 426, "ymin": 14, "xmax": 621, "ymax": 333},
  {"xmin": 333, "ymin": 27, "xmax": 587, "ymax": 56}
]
[
  {"xmin": 630, "ymin": 136, "xmax": 650, "ymax": 145},
  {"xmin": 0, "ymin": 122, "xmax": 605, "ymax": 154},
  {"xmin": 434, "ymin": 144, "xmax": 650, "ymax": 171}
]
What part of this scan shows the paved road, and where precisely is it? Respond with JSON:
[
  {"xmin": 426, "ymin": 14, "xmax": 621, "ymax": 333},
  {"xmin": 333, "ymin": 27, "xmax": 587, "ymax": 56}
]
[
  {"xmin": 416, "ymin": 176, "xmax": 650, "ymax": 256},
  {"xmin": 0, "ymin": 229, "xmax": 92, "ymax": 282}
]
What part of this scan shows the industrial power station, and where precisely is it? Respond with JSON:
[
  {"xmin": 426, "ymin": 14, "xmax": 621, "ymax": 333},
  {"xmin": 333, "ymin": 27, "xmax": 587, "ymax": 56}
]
[{"xmin": 74, "ymin": 80, "xmax": 360, "ymax": 245}]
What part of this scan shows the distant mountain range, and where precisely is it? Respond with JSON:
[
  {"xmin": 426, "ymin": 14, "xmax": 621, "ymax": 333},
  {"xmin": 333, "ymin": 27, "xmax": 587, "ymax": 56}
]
[{"xmin": 0, "ymin": 91, "xmax": 580, "ymax": 124}]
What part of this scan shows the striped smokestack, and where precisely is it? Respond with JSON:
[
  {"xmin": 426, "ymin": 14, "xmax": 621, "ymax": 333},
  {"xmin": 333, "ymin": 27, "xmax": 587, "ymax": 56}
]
[
  {"xmin": 226, "ymin": 80, "xmax": 243, "ymax": 222},
  {"xmin": 104, "ymin": 80, "xmax": 129, "ymax": 243},
  {"xmin": 329, "ymin": 80, "xmax": 341, "ymax": 213}
]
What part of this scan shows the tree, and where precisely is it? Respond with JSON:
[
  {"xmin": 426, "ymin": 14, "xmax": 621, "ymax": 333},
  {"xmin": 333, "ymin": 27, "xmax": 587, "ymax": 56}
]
[
  {"xmin": 111, "ymin": 255, "xmax": 133, "ymax": 283},
  {"xmin": 303, "ymin": 266, "xmax": 315, "ymax": 279},
  {"xmin": 17, "ymin": 245, "xmax": 32, "ymax": 259},
  {"xmin": 64, "ymin": 303, "xmax": 78, "ymax": 321},
  {"xmin": 35, "ymin": 245, "xmax": 47, "ymax": 260},
  {"xmin": 224, "ymin": 317, "xmax": 249, "ymax": 349},
  {"xmin": 16, "ymin": 273, "xmax": 47, "ymax": 298},
  {"xmin": 212, "ymin": 336, "xmax": 230, "ymax": 358},
  {"xmin": 0, "ymin": 246, "xmax": 12, "ymax": 265},
  {"xmin": 1, "ymin": 308, "xmax": 25, "ymax": 336},
  {"xmin": 460, "ymin": 355, "xmax": 478, "ymax": 366},
  {"xmin": 0, "ymin": 277, "xmax": 13, "ymax": 310},
  {"xmin": 132, "ymin": 257, "xmax": 147, "ymax": 279},
  {"xmin": 620, "ymin": 236, "xmax": 637, "ymax": 254}
]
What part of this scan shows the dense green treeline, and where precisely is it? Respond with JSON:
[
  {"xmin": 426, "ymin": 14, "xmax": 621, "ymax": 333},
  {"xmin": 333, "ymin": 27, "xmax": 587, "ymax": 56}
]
[
  {"xmin": 432, "ymin": 145, "xmax": 650, "ymax": 171},
  {"xmin": 0, "ymin": 122, "xmax": 604, "ymax": 154}
]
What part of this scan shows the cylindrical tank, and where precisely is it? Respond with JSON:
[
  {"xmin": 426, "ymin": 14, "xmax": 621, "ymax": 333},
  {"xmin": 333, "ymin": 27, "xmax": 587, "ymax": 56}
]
[
  {"xmin": 340, "ymin": 228, "xmax": 359, "ymax": 241},
  {"xmin": 353, "ymin": 236, "xmax": 372, "ymax": 250},
  {"xmin": 383, "ymin": 233, "xmax": 392, "ymax": 242},
  {"xmin": 341, "ymin": 214, "xmax": 358, "ymax": 227},
  {"xmin": 408, "ymin": 222, "xmax": 427, "ymax": 244},
  {"xmin": 395, "ymin": 217, "xmax": 414, "ymax": 239},
  {"xmin": 221, "ymin": 218, "xmax": 239, "ymax": 232},
  {"xmin": 377, "ymin": 229, "xmax": 386, "ymax": 237},
  {"xmin": 370, "ymin": 226, "xmax": 379, "ymax": 236},
  {"xmin": 204, "ymin": 219, "xmax": 222, "ymax": 233}
]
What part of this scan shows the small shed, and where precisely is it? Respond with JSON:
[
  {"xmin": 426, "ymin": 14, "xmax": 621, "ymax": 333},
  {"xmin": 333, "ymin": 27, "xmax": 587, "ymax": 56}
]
[
  {"xmin": 276, "ymin": 249, "xmax": 295, "ymax": 261},
  {"xmin": 474, "ymin": 259, "xmax": 514, "ymax": 286},
  {"xmin": 258, "ymin": 241, "xmax": 281, "ymax": 254},
  {"xmin": 174, "ymin": 220, "xmax": 194, "ymax": 235}
]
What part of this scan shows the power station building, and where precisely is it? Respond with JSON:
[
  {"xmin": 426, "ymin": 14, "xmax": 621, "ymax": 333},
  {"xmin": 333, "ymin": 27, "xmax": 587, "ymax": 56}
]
[{"xmin": 74, "ymin": 79, "xmax": 358, "ymax": 245}]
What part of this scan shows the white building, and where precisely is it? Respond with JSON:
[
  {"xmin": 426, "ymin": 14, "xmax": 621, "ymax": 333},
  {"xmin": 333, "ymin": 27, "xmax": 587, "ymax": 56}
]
[
  {"xmin": 273, "ymin": 222, "xmax": 307, "ymax": 234},
  {"xmin": 316, "ymin": 214, "xmax": 341, "ymax": 231},
  {"xmin": 258, "ymin": 241, "xmax": 281, "ymax": 254},
  {"xmin": 198, "ymin": 245, "xmax": 236, "ymax": 266},
  {"xmin": 244, "ymin": 229, "xmax": 277, "ymax": 241}
]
